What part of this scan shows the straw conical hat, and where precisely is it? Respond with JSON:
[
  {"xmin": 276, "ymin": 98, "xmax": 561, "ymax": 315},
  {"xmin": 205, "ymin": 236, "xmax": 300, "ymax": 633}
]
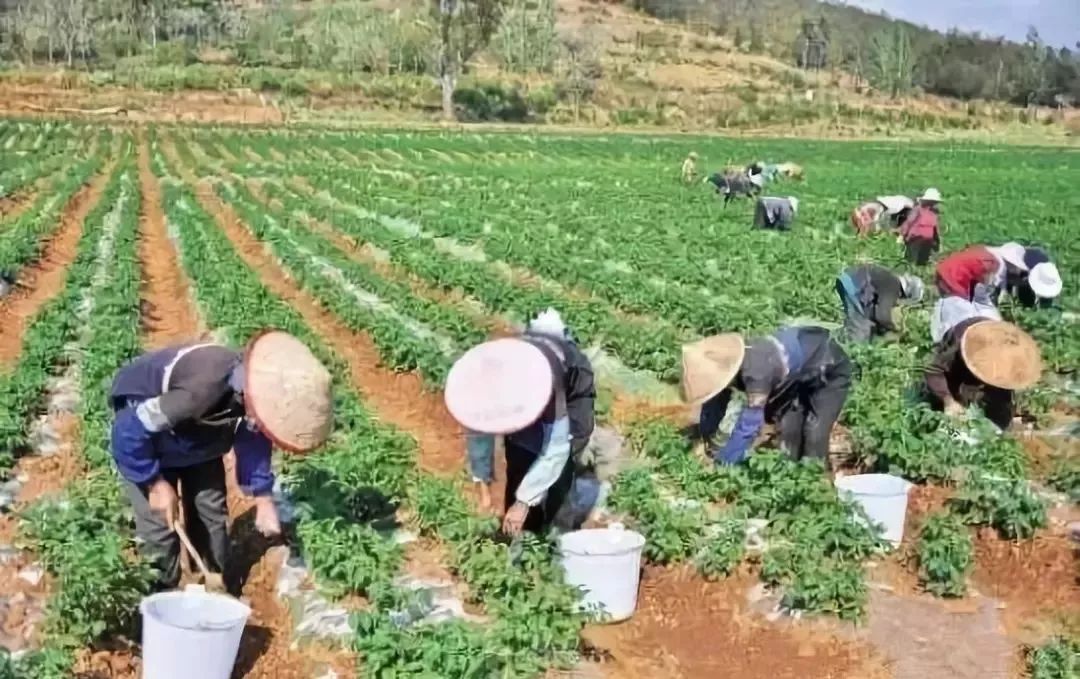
[
  {"xmin": 961, "ymin": 321, "xmax": 1042, "ymax": 390},
  {"xmin": 680, "ymin": 334, "xmax": 746, "ymax": 405},
  {"xmin": 445, "ymin": 338, "xmax": 554, "ymax": 435},
  {"xmin": 244, "ymin": 330, "xmax": 333, "ymax": 452}
]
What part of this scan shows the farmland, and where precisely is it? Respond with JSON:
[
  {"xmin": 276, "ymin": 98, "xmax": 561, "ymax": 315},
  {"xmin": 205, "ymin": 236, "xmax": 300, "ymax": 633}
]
[{"xmin": 0, "ymin": 118, "xmax": 1076, "ymax": 679}]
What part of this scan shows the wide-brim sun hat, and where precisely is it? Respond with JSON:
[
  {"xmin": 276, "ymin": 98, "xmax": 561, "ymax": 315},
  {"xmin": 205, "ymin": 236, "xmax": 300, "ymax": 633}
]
[
  {"xmin": 920, "ymin": 187, "xmax": 943, "ymax": 202},
  {"xmin": 680, "ymin": 334, "xmax": 746, "ymax": 406},
  {"xmin": 1028, "ymin": 262, "xmax": 1062, "ymax": 299},
  {"xmin": 244, "ymin": 330, "xmax": 333, "ymax": 453},
  {"xmin": 960, "ymin": 320, "xmax": 1042, "ymax": 390},
  {"xmin": 995, "ymin": 241, "xmax": 1029, "ymax": 270},
  {"xmin": 445, "ymin": 338, "xmax": 553, "ymax": 435}
]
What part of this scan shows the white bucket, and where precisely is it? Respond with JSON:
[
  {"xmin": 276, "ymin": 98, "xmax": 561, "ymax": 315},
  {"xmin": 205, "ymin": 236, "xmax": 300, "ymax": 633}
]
[
  {"xmin": 558, "ymin": 524, "xmax": 645, "ymax": 623},
  {"xmin": 835, "ymin": 473, "xmax": 913, "ymax": 547},
  {"xmin": 140, "ymin": 586, "xmax": 251, "ymax": 679}
]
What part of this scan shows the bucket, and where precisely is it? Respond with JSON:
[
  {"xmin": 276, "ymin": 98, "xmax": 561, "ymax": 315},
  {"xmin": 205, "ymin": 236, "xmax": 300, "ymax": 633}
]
[
  {"xmin": 558, "ymin": 524, "xmax": 645, "ymax": 623},
  {"xmin": 835, "ymin": 474, "xmax": 913, "ymax": 547},
  {"xmin": 140, "ymin": 586, "xmax": 250, "ymax": 679}
]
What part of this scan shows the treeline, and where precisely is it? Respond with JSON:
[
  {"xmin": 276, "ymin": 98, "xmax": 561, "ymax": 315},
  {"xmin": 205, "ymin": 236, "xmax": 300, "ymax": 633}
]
[{"xmin": 629, "ymin": 0, "xmax": 1080, "ymax": 107}]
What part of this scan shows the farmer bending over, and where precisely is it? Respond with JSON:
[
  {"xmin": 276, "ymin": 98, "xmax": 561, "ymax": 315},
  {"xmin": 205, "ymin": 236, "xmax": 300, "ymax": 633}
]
[
  {"xmin": 684, "ymin": 326, "xmax": 852, "ymax": 469},
  {"xmin": 754, "ymin": 196, "xmax": 799, "ymax": 230},
  {"xmin": 836, "ymin": 264, "xmax": 925, "ymax": 342},
  {"xmin": 449, "ymin": 309, "xmax": 595, "ymax": 537},
  {"xmin": 924, "ymin": 319, "xmax": 1041, "ymax": 430},
  {"xmin": 109, "ymin": 331, "xmax": 332, "ymax": 591},
  {"xmin": 935, "ymin": 242, "xmax": 1027, "ymax": 302},
  {"xmin": 851, "ymin": 195, "xmax": 913, "ymax": 237},
  {"xmin": 707, "ymin": 170, "xmax": 764, "ymax": 205},
  {"xmin": 898, "ymin": 188, "xmax": 943, "ymax": 264}
]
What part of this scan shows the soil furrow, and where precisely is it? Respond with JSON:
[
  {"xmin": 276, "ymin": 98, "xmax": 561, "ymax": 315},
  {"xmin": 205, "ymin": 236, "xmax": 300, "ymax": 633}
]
[
  {"xmin": 0, "ymin": 156, "xmax": 116, "ymax": 367},
  {"xmin": 0, "ymin": 184, "xmax": 41, "ymax": 225},
  {"xmin": 136, "ymin": 135, "xmax": 204, "ymax": 349}
]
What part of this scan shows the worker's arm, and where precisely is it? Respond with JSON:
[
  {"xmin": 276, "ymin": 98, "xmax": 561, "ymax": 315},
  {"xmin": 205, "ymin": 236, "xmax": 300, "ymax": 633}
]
[
  {"xmin": 109, "ymin": 388, "xmax": 211, "ymax": 486},
  {"xmin": 515, "ymin": 416, "xmax": 572, "ymax": 507},
  {"xmin": 699, "ymin": 389, "xmax": 732, "ymax": 441},
  {"xmin": 924, "ymin": 341, "xmax": 960, "ymax": 408},
  {"xmin": 233, "ymin": 419, "xmax": 274, "ymax": 497},
  {"xmin": 715, "ymin": 392, "xmax": 767, "ymax": 465}
]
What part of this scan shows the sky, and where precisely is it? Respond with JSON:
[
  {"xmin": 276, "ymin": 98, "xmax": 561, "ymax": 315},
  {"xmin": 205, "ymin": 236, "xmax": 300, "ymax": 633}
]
[{"xmin": 837, "ymin": 0, "xmax": 1080, "ymax": 48}]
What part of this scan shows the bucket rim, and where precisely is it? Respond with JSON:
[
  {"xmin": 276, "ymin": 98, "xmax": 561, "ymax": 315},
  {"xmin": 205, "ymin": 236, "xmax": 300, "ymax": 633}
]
[
  {"xmin": 140, "ymin": 590, "xmax": 251, "ymax": 632},
  {"xmin": 835, "ymin": 473, "xmax": 913, "ymax": 497},
  {"xmin": 558, "ymin": 527, "xmax": 646, "ymax": 557}
]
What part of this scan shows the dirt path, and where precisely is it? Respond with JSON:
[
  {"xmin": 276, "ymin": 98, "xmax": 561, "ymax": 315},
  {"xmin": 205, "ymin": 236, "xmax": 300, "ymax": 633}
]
[
  {"xmin": 136, "ymin": 135, "xmax": 204, "ymax": 349},
  {"xmin": 0, "ymin": 158, "xmax": 115, "ymax": 367}
]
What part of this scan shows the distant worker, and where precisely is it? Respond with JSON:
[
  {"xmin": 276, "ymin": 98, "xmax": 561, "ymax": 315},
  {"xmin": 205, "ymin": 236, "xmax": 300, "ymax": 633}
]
[
  {"xmin": 754, "ymin": 196, "xmax": 799, "ymax": 230},
  {"xmin": 851, "ymin": 195, "xmax": 914, "ymax": 237},
  {"xmin": 1004, "ymin": 246, "xmax": 1062, "ymax": 309},
  {"xmin": 681, "ymin": 151, "xmax": 699, "ymax": 184},
  {"xmin": 707, "ymin": 170, "xmax": 764, "ymax": 205},
  {"xmin": 683, "ymin": 326, "xmax": 851, "ymax": 468},
  {"xmin": 924, "ymin": 319, "xmax": 1042, "ymax": 430},
  {"xmin": 448, "ymin": 309, "xmax": 596, "ymax": 537},
  {"xmin": 835, "ymin": 264, "xmax": 925, "ymax": 342},
  {"xmin": 109, "ymin": 331, "xmax": 333, "ymax": 591},
  {"xmin": 0, "ymin": 271, "xmax": 15, "ymax": 299},
  {"xmin": 935, "ymin": 242, "xmax": 1027, "ymax": 302},
  {"xmin": 776, "ymin": 162, "xmax": 804, "ymax": 181},
  {"xmin": 898, "ymin": 188, "xmax": 943, "ymax": 264}
]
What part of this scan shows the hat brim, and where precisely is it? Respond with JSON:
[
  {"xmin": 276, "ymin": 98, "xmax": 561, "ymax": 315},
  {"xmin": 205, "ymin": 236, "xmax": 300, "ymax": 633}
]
[
  {"xmin": 445, "ymin": 339, "xmax": 554, "ymax": 434},
  {"xmin": 1029, "ymin": 268, "xmax": 1062, "ymax": 299},
  {"xmin": 960, "ymin": 321, "xmax": 1042, "ymax": 390},
  {"xmin": 244, "ymin": 330, "xmax": 334, "ymax": 453},
  {"xmin": 681, "ymin": 334, "xmax": 746, "ymax": 406}
]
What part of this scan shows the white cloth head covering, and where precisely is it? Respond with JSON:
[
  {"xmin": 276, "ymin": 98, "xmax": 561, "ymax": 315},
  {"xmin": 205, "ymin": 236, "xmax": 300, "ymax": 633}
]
[
  {"xmin": 1028, "ymin": 262, "xmax": 1062, "ymax": 299},
  {"xmin": 900, "ymin": 275, "xmax": 925, "ymax": 303},
  {"xmin": 749, "ymin": 173, "xmax": 765, "ymax": 188},
  {"xmin": 931, "ymin": 297, "xmax": 1001, "ymax": 344},
  {"xmin": 877, "ymin": 195, "xmax": 914, "ymax": 215},
  {"xmin": 528, "ymin": 308, "xmax": 568, "ymax": 339},
  {"xmin": 788, "ymin": 196, "xmax": 799, "ymax": 213}
]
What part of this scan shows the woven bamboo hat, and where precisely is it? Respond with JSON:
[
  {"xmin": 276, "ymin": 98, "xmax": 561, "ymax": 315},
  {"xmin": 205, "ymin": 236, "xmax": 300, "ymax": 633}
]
[
  {"xmin": 244, "ymin": 330, "xmax": 333, "ymax": 453},
  {"xmin": 444, "ymin": 338, "xmax": 554, "ymax": 434},
  {"xmin": 680, "ymin": 334, "xmax": 746, "ymax": 405},
  {"xmin": 960, "ymin": 321, "xmax": 1042, "ymax": 390}
]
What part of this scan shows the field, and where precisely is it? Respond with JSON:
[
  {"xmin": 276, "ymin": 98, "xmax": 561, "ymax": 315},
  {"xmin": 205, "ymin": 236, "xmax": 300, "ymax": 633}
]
[{"xmin": 0, "ymin": 118, "xmax": 1076, "ymax": 679}]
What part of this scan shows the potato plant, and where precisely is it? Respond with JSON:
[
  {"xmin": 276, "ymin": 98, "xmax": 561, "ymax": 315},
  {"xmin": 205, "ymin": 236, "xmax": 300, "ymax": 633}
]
[{"xmin": 915, "ymin": 511, "xmax": 973, "ymax": 597}]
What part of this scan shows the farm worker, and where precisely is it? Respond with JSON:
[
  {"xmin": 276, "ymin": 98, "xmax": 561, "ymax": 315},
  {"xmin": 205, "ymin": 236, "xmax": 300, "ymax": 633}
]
[
  {"xmin": 706, "ymin": 170, "xmax": 763, "ymax": 205},
  {"xmin": 924, "ymin": 320, "xmax": 1042, "ymax": 430},
  {"xmin": 776, "ymin": 162, "xmax": 804, "ymax": 180},
  {"xmin": 447, "ymin": 309, "xmax": 596, "ymax": 537},
  {"xmin": 1004, "ymin": 247, "xmax": 1062, "ymax": 309},
  {"xmin": 898, "ymin": 188, "xmax": 943, "ymax": 264},
  {"xmin": 835, "ymin": 265, "xmax": 925, "ymax": 342},
  {"xmin": 683, "ymin": 326, "xmax": 852, "ymax": 468},
  {"xmin": 930, "ymin": 295, "xmax": 1001, "ymax": 345},
  {"xmin": 753, "ymin": 196, "xmax": 798, "ymax": 230},
  {"xmin": 850, "ymin": 195, "xmax": 914, "ymax": 237},
  {"xmin": 109, "ymin": 331, "xmax": 333, "ymax": 591},
  {"xmin": 0, "ymin": 271, "xmax": 14, "ymax": 299},
  {"xmin": 681, "ymin": 151, "xmax": 699, "ymax": 184}
]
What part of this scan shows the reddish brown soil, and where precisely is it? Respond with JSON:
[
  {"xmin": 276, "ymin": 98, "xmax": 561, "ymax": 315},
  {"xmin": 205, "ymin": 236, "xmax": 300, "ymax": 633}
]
[
  {"xmin": 581, "ymin": 565, "xmax": 888, "ymax": 679},
  {"xmin": 165, "ymin": 143, "xmax": 466, "ymax": 479},
  {"xmin": 972, "ymin": 529, "xmax": 1080, "ymax": 643},
  {"xmin": 0, "ymin": 159, "xmax": 114, "ymax": 366},
  {"xmin": 136, "ymin": 135, "xmax": 205, "ymax": 349}
]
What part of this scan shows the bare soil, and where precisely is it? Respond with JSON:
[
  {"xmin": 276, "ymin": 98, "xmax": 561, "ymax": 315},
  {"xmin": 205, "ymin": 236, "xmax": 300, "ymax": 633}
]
[
  {"xmin": 0, "ymin": 185, "xmax": 40, "ymax": 224},
  {"xmin": 0, "ymin": 159, "xmax": 114, "ymax": 367}
]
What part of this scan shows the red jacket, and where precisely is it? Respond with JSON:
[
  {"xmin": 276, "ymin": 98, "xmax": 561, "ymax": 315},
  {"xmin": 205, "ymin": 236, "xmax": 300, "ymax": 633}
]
[
  {"xmin": 935, "ymin": 246, "xmax": 998, "ymax": 299},
  {"xmin": 899, "ymin": 206, "xmax": 939, "ymax": 242}
]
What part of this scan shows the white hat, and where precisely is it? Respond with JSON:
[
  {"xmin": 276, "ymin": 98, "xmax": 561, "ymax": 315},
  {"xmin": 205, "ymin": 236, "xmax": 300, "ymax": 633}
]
[
  {"xmin": 1028, "ymin": 262, "xmax": 1062, "ymax": 299},
  {"xmin": 444, "ymin": 338, "xmax": 553, "ymax": 434},
  {"xmin": 788, "ymin": 196, "xmax": 799, "ymax": 213},
  {"xmin": 527, "ymin": 308, "xmax": 567, "ymax": 339},
  {"xmin": 920, "ymin": 188, "xmax": 943, "ymax": 202},
  {"xmin": 900, "ymin": 275, "xmax": 925, "ymax": 303},
  {"xmin": 749, "ymin": 173, "xmax": 765, "ymax": 188},
  {"xmin": 995, "ymin": 242, "xmax": 1028, "ymax": 270}
]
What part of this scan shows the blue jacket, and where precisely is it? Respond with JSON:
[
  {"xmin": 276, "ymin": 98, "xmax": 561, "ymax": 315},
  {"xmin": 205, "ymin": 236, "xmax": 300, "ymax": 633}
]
[{"xmin": 110, "ymin": 344, "xmax": 274, "ymax": 495}]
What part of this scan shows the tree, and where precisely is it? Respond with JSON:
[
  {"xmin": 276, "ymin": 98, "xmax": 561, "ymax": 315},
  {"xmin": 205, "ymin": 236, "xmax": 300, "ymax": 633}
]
[
  {"xmin": 432, "ymin": 0, "xmax": 505, "ymax": 120},
  {"xmin": 870, "ymin": 25, "xmax": 916, "ymax": 98}
]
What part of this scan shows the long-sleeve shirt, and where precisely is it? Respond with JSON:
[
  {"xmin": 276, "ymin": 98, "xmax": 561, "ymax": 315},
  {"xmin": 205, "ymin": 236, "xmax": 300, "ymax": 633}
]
[
  {"xmin": 899, "ymin": 206, "xmax": 940, "ymax": 242},
  {"xmin": 110, "ymin": 343, "xmax": 274, "ymax": 496},
  {"xmin": 925, "ymin": 317, "xmax": 995, "ymax": 404},
  {"xmin": 930, "ymin": 296, "xmax": 1001, "ymax": 344},
  {"xmin": 467, "ymin": 332, "xmax": 595, "ymax": 507},
  {"xmin": 935, "ymin": 246, "xmax": 999, "ymax": 299},
  {"xmin": 845, "ymin": 265, "xmax": 904, "ymax": 333},
  {"xmin": 755, "ymin": 197, "xmax": 795, "ymax": 229},
  {"xmin": 703, "ymin": 327, "xmax": 840, "ymax": 464}
]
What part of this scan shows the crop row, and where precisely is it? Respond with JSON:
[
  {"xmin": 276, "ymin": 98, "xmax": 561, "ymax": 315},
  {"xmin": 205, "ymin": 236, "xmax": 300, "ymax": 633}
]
[{"xmin": 155, "ymin": 138, "xmax": 585, "ymax": 675}]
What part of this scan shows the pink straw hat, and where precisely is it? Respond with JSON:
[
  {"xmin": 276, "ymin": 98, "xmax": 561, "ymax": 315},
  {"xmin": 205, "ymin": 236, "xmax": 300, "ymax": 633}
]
[{"xmin": 444, "ymin": 338, "xmax": 554, "ymax": 434}]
